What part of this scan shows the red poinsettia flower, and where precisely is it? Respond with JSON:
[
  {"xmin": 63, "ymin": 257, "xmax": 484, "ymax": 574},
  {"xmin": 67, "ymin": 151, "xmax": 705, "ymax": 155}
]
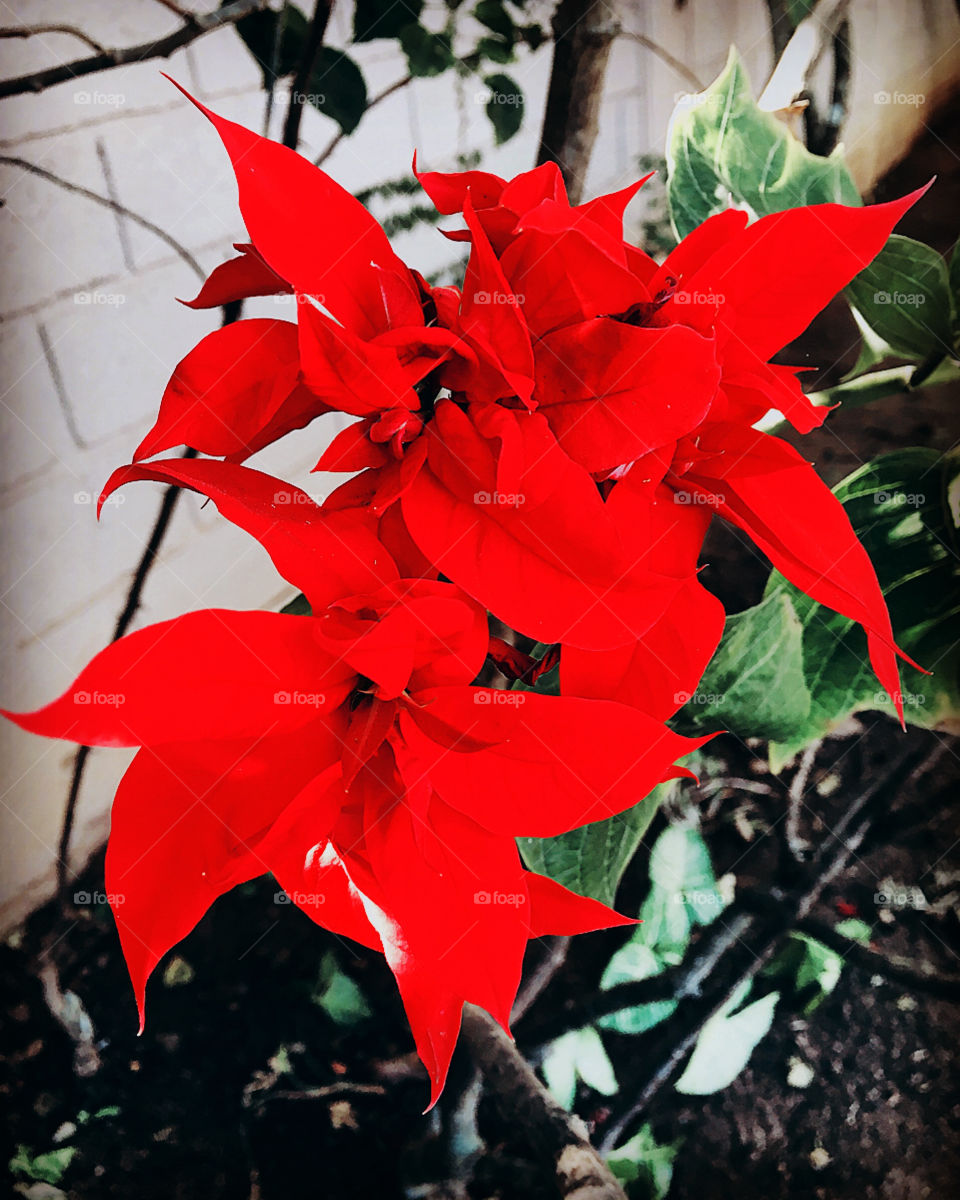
[
  {"xmin": 413, "ymin": 159, "xmax": 928, "ymax": 720},
  {"xmin": 3, "ymin": 457, "xmax": 709, "ymax": 1104},
  {"xmin": 135, "ymin": 80, "xmax": 465, "ymax": 468}
]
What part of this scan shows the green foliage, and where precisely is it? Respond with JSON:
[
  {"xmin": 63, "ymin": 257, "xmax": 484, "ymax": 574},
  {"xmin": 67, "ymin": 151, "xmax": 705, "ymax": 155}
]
[
  {"xmin": 483, "ymin": 73, "xmax": 525, "ymax": 143},
  {"xmin": 518, "ymin": 781, "xmax": 668, "ymax": 906},
  {"xmin": 766, "ymin": 449, "xmax": 960, "ymax": 765},
  {"xmin": 280, "ymin": 592, "xmax": 311, "ymax": 616},
  {"xmin": 10, "ymin": 1144, "xmax": 77, "ymax": 1186},
  {"xmin": 541, "ymin": 1026, "xmax": 618, "ymax": 1109},
  {"xmin": 835, "ymin": 916, "xmax": 873, "ymax": 944},
  {"xmin": 234, "ymin": 4, "xmax": 310, "ymax": 85},
  {"xmin": 606, "ymin": 1123, "xmax": 679, "ymax": 1200},
  {"xmin": 666, "ymin": 48, "xmax": 858, "ymax": 241},
  {"xmin": 312, "ymin": 951, "xmax": 372, "ymax": 1026},
  {"xmin": 675, "ymin": 451, "xmax": 960, "ymax": 765},
  {"xmin": 675, "ymin": 979, "xmax": 779, "ymax": 1095},
  {"xmin": 846, "ymin": 236, "xmax": 955, "ymax": 360},
  {"xmin": 665, "ymin": 47, "xmax": 959, "ymax": 370},
  {"xmin": 307, "ymin": 47, "xmax": 368, "ymax": 134},
  {"xmin": 763, "ymin": 932, "xmax": 842, "ymax": 1013},
  {"xmin": 353, "ymin": 0, "xmax": 425, "ymax": 42},
  {"xmin": 399, "ymin": 23, "xmax": 456, "ymax": 77},
  {"xmin": 598, "ymin": 825, "xmax": 724, "ymax": 1034},
  {"xmin": 675, "ymin": 592, "xmax": 812, "ymax": 743}
]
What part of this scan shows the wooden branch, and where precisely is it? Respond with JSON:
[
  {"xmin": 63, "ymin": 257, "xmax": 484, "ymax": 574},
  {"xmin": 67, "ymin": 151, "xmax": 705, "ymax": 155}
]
[
  {"xmin": 618, "ymin": 32, "xmax": 705, "ymax": 92},
  {"xmin": 313, "ymin": 74, "xmax": 413, "ymax": 167},
  {"xmin": 0, "ymin": 155, "xmax": 205, "ymax": 280},
  {"xmin": 460, "ymin": 1004, "xmax": 627, "ymax": 1200},
  {"xmin": 280, "ymin": 0, "xmax": 332, "ymax": 150},
  {"xmin": 0, "ymin": 24, "xmax": 105, "ymax": 55},
  {"xmin": 537, "ymin": 0, "xmax": 621, "ymax": 205},
  {"xmin": 0, "ymin": 0, "xmax": 270, "ymax": 100}
]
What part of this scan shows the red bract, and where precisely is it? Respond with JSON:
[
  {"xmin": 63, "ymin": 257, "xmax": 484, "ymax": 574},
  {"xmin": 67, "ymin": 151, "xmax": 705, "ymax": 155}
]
[{"xmin": 5, "ymin": 461, "xmax": 709, "ymax": 1104}]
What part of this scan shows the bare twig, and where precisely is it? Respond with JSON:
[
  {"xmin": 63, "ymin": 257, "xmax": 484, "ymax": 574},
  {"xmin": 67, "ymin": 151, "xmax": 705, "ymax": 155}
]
[
  {"xmin": 797, "ymin": 917, "xmax": 960, "ymax": 1002},
  {"xmin": 461, "ymin": 1004, "xmax": 627, "ymax": 1200},
  {"xmin": 0, "ymin": 0, "xmax": 270, "ymax": 100},
  {"xmin": 785, "ymin": 742, "xmax": 819, "ymax": 862},
  {"xmin": 0, "ymin": 154, "xmax": 205, "ymax": 280},
  {"xmin": 0, "ymin": 24, "xmax": 106, "ymax": 55},
  {"xmin": 512, "ymin": 936, "xmax": 571, "ymax": 1024},
  {"xmin": 618, "ymin": 32, "xmax": 705, "ymax": 92},
  {"xmin": 280, "ymin": 0, "xmax": 332, "ymax": 150},
  {"xmin": 314, "ymin": 74, "xmax": 413, "ymax": 167}
]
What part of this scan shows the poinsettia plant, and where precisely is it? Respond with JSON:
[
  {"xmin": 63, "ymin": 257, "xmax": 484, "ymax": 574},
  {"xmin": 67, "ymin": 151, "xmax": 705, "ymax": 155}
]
[{"xmin": 2, "ymin": 70, "xmax": 941, "ymax": 1110}]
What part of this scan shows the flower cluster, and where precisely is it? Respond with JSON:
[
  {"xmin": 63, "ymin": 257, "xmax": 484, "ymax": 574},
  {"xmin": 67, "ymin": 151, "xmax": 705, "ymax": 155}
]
[{"xmin": 4, "ymin": 82, "xmax": 920, "ymax": 1104}]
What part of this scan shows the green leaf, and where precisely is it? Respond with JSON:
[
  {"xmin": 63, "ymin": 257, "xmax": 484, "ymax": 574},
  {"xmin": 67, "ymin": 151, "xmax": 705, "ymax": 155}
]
[
  {"xmin": 541, "ymin": 1027, "xmax": 618, "ymax": 1109},
  {"xmin": 765, "ymin": 449, "xmax": 960, "ymax": 765},
  {"xmin": 598, "ymin": 940, "xmax": 677, "ymax": 1035},
  {"xmin": 846, "ymin": 236, "xmax": 954, "ymax": 360},
  {"xmin": 10, "ymin": 1144, "xmax": 77, "ymax": 1185},
  {"xmin": 477, "ymin": 34, "xmax": 514, "ymax": 64},
  {"xmin": 233, "ymin": 5, "xmax": 310, "ymax": 86},
  {"xmin": 474, "ymin": 0, "xmax": 515, "ymax": 39},
  {"xmin": 835, "ymin": 917, "xmax": 873, "ymax": 944},
  {"xmin": 280, "ymin": 592, "xmax": 310, "ymax": 616},
  {"xmin": 518, "ymin": 784, "xmax": 666, "ymax": 905},
  {"xmin": 675, "ymin": 982, "xmax": 778, "ymax": 1095},
  {"xmin": 763, "ymin": 932, "xmax": 842, "ymax": 1013},
  {"xmin": 675, "ymin": 592, "xmax": 812, "ymax": 742},
  {"xmin": 665, "ymin": 47, "xmax": 859, "ymax": 240},
  {"xmin": 399, "ymin": 22, "xmax": 456, "ymax": 77},
  {"xmin": 353, "ymin": 0, "xmax": 424, "ymax": 41},
  {"xmin": 312, "ymin": 951, "xmax": 371, "ymax": 1026},
  {"xmin": 606, "ymin": 1124, "xmax": 679, "ymax": 1200},
  {"xmin": 306, "ymin": 47, "xmax": 368, "ymax": 135},
  {"xmin": 483, "ymin": 73, "xmax": 524, "ymax": 144}
]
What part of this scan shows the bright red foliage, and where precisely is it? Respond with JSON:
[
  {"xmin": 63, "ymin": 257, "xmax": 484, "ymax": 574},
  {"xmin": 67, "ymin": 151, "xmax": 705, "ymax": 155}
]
[{"xmin": 3, "ymin": 82, "xmax": 927, "ymax": 1104}]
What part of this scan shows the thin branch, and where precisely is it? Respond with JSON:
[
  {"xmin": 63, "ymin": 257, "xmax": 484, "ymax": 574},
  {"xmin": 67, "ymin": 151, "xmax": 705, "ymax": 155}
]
[
  {"xmin": 314, "ymin": 74, "xmax": 413, "ymax": 167},
  {"xmin": 797, "ymin": 917, "xmax": 960, "ymax": 1002},
  {"xmin": 785, "ymin": 742, "xmax": 819, "ymax": 862},
  {"xmin": 0, "ymin": 24, "xmax": 105, "ymax": 55},
  {"xmin": 0, "ymin": 154, "xmax": 205, "ymax": 281},
  {"xmin": 512, "ymin": 936, "xmax": 571, "ymax": 1024},
  {"xmin": 618, "ymin": 32, "xmax": 705, "ymax": 93},
  {"xmin": 281, "ymin": 0, "xmax": 332, "ymax": 150},
  {"xmin": 0, "ymin": 0, "xmax": 270, "ymax": 100},
  {"xmin": 460, "ymin": 1004, "xmax": 628, "ymax": 1200}
]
